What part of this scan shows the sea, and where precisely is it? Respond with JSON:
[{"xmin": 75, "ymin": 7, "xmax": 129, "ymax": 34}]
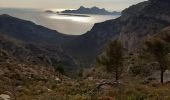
[{"xmin": 0, "ymin": 8, "xmax": 120, "ymax": 35}]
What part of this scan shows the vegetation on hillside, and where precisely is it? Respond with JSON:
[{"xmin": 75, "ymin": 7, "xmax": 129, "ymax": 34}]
[
  {"xmin": 1, "ymin": 33, "xmax": 170, "ymax": 100},
  {"xmin": 0, "ymin": 0, "xmax": 170, "ymax": 99}
]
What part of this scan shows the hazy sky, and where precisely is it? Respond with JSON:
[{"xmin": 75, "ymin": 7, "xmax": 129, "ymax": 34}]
[{"xmin": 0, "ymin": 0, "xmax": 146, "ymax": 11}]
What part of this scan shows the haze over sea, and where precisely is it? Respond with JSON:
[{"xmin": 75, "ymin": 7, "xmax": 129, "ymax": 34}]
[{"xmin": 0, "ymin": 8, "xmax": 120, "ymax": 35}]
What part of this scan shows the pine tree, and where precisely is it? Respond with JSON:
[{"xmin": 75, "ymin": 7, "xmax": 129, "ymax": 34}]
[
  {"xmin": 145, "ymin": 38, "xmax": 169, "ymax": 84},
  {"xmin": 97, "ymin": 39, "xmax": 124, "ymax": 81}
]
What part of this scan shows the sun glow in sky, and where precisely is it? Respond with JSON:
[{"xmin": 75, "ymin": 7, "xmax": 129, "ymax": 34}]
[{"xmin": 0, "ymin": 0, "xmax": 146, "ymax": 11}]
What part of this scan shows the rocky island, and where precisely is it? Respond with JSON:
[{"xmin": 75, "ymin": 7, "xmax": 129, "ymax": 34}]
[{"xmin": 59, "ymin": 6, "xmax": 121, "ymax": 15}]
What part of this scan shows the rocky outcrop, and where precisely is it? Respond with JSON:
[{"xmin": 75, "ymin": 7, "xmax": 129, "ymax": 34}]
[
  {"xmin": 119, "ymin": 0, "xmax": 170, "ymax": 51},
  {"xmin": 0, "ymin": 94, "xmax": 10, "ymax": 100}
]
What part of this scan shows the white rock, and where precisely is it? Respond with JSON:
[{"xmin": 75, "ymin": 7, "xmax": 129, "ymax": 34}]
[
  {"xmin": 0, "ymin": 94, "xmax": 10, "ymax": 100},
  {"xmin": 47, "ymin": 89, "xmax": 52, "ymax": 92},
  {"xmin": 55, "ymin": 77, "xmax": 61, "ymax": 81},
  {"xmin": 87, "ymin": 77, "xmax": 93, "ymax": 81}
]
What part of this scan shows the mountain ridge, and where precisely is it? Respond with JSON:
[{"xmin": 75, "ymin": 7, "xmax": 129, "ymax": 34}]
[{"xmin": 0, "ymin": 14, "xmax": 76, "ymax": 45}]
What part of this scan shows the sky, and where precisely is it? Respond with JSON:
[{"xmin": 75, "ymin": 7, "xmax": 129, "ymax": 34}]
[{"xmin": 0, "ymin": 0, "xmax": 146, "ymax": 11}]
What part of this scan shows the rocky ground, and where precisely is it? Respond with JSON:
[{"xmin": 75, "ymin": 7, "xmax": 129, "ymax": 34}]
[{"xmin": 0, "ymin": 54, "xmax": 170, "ymax": 100}]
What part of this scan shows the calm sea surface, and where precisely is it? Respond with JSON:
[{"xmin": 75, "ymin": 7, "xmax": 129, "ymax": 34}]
[{"xmin": 0, "ymin": 8, "xmax": 120, "ymax": 35}]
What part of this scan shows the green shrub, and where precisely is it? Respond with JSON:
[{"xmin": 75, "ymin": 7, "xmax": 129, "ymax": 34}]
[{"xmin": 54, "ymin": 64, "xmax": 65, "ymax": 74}]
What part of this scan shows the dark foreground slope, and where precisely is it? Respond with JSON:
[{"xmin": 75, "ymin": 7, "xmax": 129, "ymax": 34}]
[
  {"xmin": 64, "ymin": 0, "xmax": 170, "ymax": 66},
  {"xmin": 0, "ymin": 35, "xmax": 81, "ymax": 99}
]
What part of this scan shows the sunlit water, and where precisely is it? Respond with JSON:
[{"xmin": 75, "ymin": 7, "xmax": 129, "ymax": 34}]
[
  {"xmin": 0, "ymin": 8, "xmax": 120, "ymax": 35},
  {"xmin": 49, "ymin": 15, "xmax": 91, "ymax": 23}
]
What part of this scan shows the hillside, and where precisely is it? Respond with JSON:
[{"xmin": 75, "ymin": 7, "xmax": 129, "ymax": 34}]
[
  {"xmin": 0, "ymin": 15, "xmax": 78, "ymax": 75},
  {"xmin": 0, "ymin": 0, "xmax": 170, "ymax": 99},
  {"xmin": 1, "ymin": 30, "xmax": 170, "ymax": 99},
  {"xmin": 0, "ymin": 37, "xmax": 80, "ymax": 99},
  {"xmin": 64, "ymin": 0, "xmax": 170, "ymax": 66}
]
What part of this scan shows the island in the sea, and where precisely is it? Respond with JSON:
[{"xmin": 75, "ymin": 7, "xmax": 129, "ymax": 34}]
[
  {"xmin": 46, "ymin": 6, "xmax": 121, "ymax": 15},
  {"xmin": 58, "ymin": 6, "xmax": 121, "ymax": 15},
  {"xmin": 45, "ymin": 10, "xmax": 55, "ymax": 13}
]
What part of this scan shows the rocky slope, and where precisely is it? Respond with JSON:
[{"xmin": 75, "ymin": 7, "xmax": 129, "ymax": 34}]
[
  {"xmin": 0, "ymin": 42, "xmax": 78, "ymax": 99},
  {"xmin": 0, "ymin": 0, "xmax": 170, "ymax": 99},
  {"xmin": 119, "ymin": 0, "xmax": 170, "ymax": 51},
  {"xmin": 64, "ymin": 0, "xmax": 170, "ymax": 66}
]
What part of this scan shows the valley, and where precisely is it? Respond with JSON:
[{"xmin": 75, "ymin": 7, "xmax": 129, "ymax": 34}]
[{"xmin": 0, "ymin": 0, "xmax": 170, "ymax": 99}]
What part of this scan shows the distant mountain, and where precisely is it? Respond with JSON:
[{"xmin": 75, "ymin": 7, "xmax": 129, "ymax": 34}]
[
  {"xmin": 60, "ymin": 6, "xmax": 121, "ymax": 15},
  {"xmin": 45, "ymin": 10, "xmax": 55, "ymax": 13}
]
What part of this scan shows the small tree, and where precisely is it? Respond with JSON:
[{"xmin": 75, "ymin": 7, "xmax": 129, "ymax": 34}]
[
  {"xmin": 55, "ymin": 64, "xmax": 65, "ymax": 75},
  {"xmin": 78, "ymin": 68, "xmax": 84, "ymax": 78},
  {"xmin": 145, "ymin": 38, "xmax": 170, "ymax": 84},
  {"xmin": 97, "ymin": 39, "xmax": 124, "ymax": 81}
]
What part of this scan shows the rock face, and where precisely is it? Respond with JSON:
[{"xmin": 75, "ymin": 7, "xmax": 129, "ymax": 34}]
[
  {"xmin": 65, "ymin": 0, "xmax": 170, "ymax": 65},
  {"xmin": 60, "ymin": 6, "xmax": 121, "ymax": 15},
  {"xmin": 119, "ymin": 0, "xmax": 170, "ymax": 51}
]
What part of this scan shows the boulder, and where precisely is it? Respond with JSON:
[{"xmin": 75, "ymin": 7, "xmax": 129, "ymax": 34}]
[{"xmin": 0, "ymin": 94, "xmax": 10, "ymax": 100}]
